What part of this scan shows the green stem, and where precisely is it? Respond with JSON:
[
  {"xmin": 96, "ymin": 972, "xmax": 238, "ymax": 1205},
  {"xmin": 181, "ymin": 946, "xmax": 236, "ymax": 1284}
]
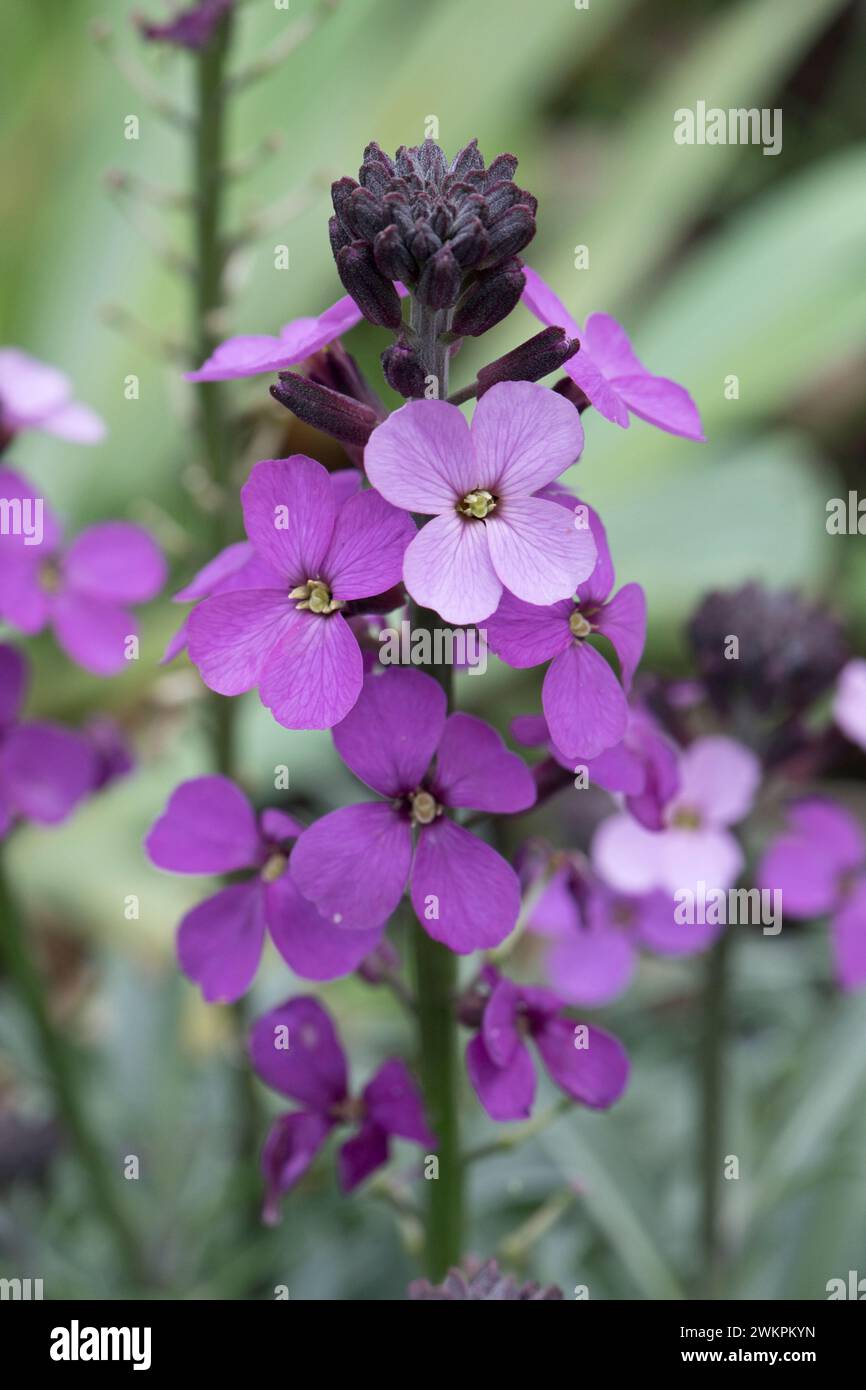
[
  {"xmin": 698, "ymin": 926, "xmax": 732, "ymax": 1296},
  {"xmin": 0, "ymin": 854, "xmax": 148, "ymax": 1285}
]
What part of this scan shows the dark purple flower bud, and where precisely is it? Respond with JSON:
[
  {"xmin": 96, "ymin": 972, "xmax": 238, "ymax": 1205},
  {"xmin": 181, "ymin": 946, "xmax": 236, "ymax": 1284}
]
[
  {"xmin": 306, "ymin": 342, "xmax": 386, "ymax": 419},
  {"xmin": 479, "ymin": 203, "xmax": 536, "ymax": 268},
  {"xmin": 553, "ymin": 376, "xmax": 592, "ymax": 412},
  {"xmin": 410, "ymin": 220, "xmax": 441, "ymax": 265},
  {"xmin": 373, "ymin": 224, "xmax": 416, "ymax": 282},
  {"xmin": 381, "ymin": 337, "xmax": 427, "ymax": 399},
  {"xmin": 335, "ymin": 243, "xmax": 403, "ymax": 330},
  {"xmin": 451, "ymin": 259, "xmax": 525, "ymax": 337},
  {"xmin": 409, "ymin": 1260, "xmax": 564, "ymax": 1301},
  {"xmin": 347, "ymin": 186, "xmax": 387, "ymax": 241},
  {"xmin": 270, "ymin": 373, "xmax": 379, "ymax": 448},
  {"xmin": 449, "ymin": 139, "xmax": 485, "ymax": 179},
  {"xmin": 416, "ymin": 245, "xmax": 462, "ymax": 309},
  {"xmin": 476, "ymin": 327, "xmax": 579, "ymax": 396},
  {"xmin": 328, "ymin": 215, "xmax": 351, "ymax": 259},
  {"xmin": 485, "ymin": 153, "xmax": 519, "ymax": 183},
  {"xmin": 330, "ymin": 177, "xmax": 359, "ymax": 224},
  {"xmin": 448, "ymin": 217, "xmax": 489, "ymax": 269},
  {"xmin": 138, "ymin": 0, "xmax": 233, "ymax": 50},
  {"xmin": 359, "ymin": 142, "xmax": 395, "ymax": 195},
  {"xmin": 356, "ymin": 938, "xmax": 401, "ymax": 986}
]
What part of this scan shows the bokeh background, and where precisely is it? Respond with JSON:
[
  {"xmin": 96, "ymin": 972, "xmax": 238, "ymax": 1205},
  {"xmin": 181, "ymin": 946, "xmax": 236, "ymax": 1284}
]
[{"xmin": 1, "ymin": 0, "xmax": 865, "ymax": 1300}]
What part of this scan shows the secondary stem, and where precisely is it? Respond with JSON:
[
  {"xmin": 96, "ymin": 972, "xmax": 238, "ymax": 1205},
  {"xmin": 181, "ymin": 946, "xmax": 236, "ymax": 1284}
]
[
  {"xmin": 698, "ymin": 926, "xmax": 732, "ymax": 1296},
  {"xmin": 0, "ymin": 853, "xmax": 148, "ymax": 1285}
]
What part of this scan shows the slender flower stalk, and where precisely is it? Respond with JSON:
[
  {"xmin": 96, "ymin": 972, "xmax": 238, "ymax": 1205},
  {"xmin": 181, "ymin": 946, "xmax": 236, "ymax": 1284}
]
[{"xmin": 697, "ymin": 923, "xmax": 732, "ymax": 1297}]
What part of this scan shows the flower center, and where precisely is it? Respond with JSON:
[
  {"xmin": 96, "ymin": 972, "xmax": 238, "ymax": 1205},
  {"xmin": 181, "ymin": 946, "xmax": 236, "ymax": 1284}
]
[
  {"xmin": 288, "ymin": 579, "xmax": 345, "ymax": 615},
  {"xmin": 569, "ymin": 609, "xmax": 592, "ymax": 640},
  {"xmin": 39, "ymin": 559, "xmax": 62, "ymax": 594},
  {"xmin": 459, "ymin": 489, "xmax": 497, "ymax": 520},
  {"xmin": 329, "ymin": 1096, "xmax": 366, "ymax": 1124},
  {"xmin": 410, "ymin": 790, "xmax": 440, "ymax": 825},
  {"xmin": 260, "ymin": 852, "xmax": 287, "ymax": 883},
  {"xmin": 670, "ymin": 805, "xmax": 702, "ymax": 830}
]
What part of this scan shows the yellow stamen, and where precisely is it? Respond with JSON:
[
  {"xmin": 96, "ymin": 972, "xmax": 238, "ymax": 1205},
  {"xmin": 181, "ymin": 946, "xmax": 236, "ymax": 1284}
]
[
  {"xmin": 569, "ymin": 610, "xmax": 592, "ymax": 640},
  {"xmin": 410, "ymin": 790, "xmax": 440, "ymax": 825},
  {"xmin": 459, "ymin": 489, "xmax": 497, "ymax": 519},
  {"xmin": 289, "ymin": 579, "xmax": 345, "ymax": 615}
]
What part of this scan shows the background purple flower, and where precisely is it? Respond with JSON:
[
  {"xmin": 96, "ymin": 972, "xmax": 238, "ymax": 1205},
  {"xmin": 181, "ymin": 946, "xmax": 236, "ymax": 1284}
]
[
  {"xmin": 465, "ymin": 965, "xmax": 629, "ymax": 1121},
  {"xmin": 290, "ymin": 668, "xmax": 536, "ymax": 953},
  {"xmin": 487, "ymin": 505, "xmax": 645, "ymax": 759},
  {"xmin": 186, "ymin": 457, "xmax": 414, "ymax": 729},
  {"xmin": 757, "ymin": 799, "xmax": 866, "ymax": 991},
  {"xmin": 364, "ymin": 381, "xmax": 595, "ymax": 624},
  {"xmin": 0, "ymin": 643, "xmax": 97, "ymax": 836},
  {"xmin": 250, "ymin": 996, "xmax": 434, "ymax": 1217},
  {"xmin": 592, "ymin": 735, "xmax": 760, "ymax": 895},
  {"xmin": 138, "ymin": 0, "xmax": 233, "ymax": 51},
  {"xmin": 185, "ymin": 295, "xmax": 364, "ymax": 382},
  {"xmin": 834, "ymin": 659, "xmax": 866, "ymax": 753},
  {"xmin": 0, "ymin": 348, "xmax": 105, "ymax": 446},
  {"xmin": 0, "ymin": 468, "xmax": 166, "ymax": 675},
  {"xmin": 521, "ymin": 266, "xmax": 704, "ymax": 440},
  {"xmin": 145, "ymin": 776, "xmax": 383, "ymax": 1001}
]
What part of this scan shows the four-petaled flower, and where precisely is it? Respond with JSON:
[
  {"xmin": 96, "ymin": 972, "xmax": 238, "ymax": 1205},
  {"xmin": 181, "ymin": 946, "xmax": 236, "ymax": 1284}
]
[
  {"xmin": 145, "ymin": 775, "xmax": 383, "ymax": 1001},
  {"xmin": 250, "ymin": 996, "xmax": 435, "ymax": 1217},
  {"xmin": 290, "ymin": 668, "xmax": 536, "ymax": 953},
  {"xmin": 0, "ymin": 348, "xmax": 105, "ymax": 448}
]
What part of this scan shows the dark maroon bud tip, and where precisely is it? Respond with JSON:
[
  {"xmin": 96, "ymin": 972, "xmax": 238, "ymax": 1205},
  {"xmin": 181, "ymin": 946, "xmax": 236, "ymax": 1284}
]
[
  {"xmin": 450, "ymin": 259, "xmax": 525, "ymax": 337},
  {"xmin": 476, "ymin": 327, "xmax": 579, "ymax": 396},
  {"xmin": 415, "ymin": 245, "xmax": 462, "ymax": 309},
  {"xmin": 336, "ymin": 243, "xmax": 403, "ymax": 330},
  {"xmin": 381, "ymin": 337, "xmax": 428, "ymax": 399},
  {"xmin": 270, "ymin": 374, "xmax": 378, "ymax": 448},
  {"xmin": 331, "ymin": 176, "xmax": 359, "ymax": 224},
  {"xmin": 553, "ymin": 376, "xmax": 592, "ymax": 412},
  {"xmin": 373, "ymin": 224, "xmax": 417, "ymax": 283},
  {"xmin": 478, "ymin": 204, "xmax": 536, "ymax": 269}
]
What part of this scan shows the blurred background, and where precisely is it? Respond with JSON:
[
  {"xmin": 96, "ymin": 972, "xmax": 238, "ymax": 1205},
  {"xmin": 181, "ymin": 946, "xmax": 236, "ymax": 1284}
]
[{"xmin": 1, "ymin": 0, "xmax": 865, "ymax": 1300}]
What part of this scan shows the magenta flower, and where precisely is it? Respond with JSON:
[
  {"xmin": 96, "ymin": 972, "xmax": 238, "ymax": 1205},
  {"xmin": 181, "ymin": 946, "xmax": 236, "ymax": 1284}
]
[
  {"xmin": 834, "ymin": 659, "xmax": 866, "ymax": 753},
  {"xmin": 290, "ymin": 668, "xmax": 536, "ymax": 953},
  {"xmin": 186, "ymin": 295, "xmax": 364, "ymax": 383},
  {"xmin": 251, "ymin": 996, "xmax": 435, "ymax": 1216},
  {"xmin": 487, "ymin": 505, "xmax": 646, "ymax": 759},
  {"xmin": 592, "ymin": 735, "xmax": 760, "ymax": 896},
  {"xmin": 0, "ymin": 644, "xmax": 97, "ymax": 837},
  {"xmin": 185, "ymin": 457, "xmax": 414, "ymax": 729},
  {"xmin": 363, "ymin": 381, "xmax": 595, "ymax": 624},
  {"xmin": 145, "ymin": 776, "xmax": 383, "ymax": 1002},
  {"xmin": 756, "ymin": 800, "xmax": 866, "ymax": 991},
  {"xmin": 0, "ymin": 349, "xmax": 105, "ymax": 447},
  {"xmin": 464, "ymin": 966, "xmax": 629, "ymax": 1121},
  {"xmin": 0, "ymin": 469, "xmax": 165, "ymax": 675},
  {"xmin": 526, "ymin": 854, "xmax": 720, "ymax": 1007},
  {"xmin": 521, "ymin": 266, "xmax": 704, "ymax": 440},
  {"xmin": 138, "ymin": 0, "xmax": 233, "ymax": 50}
]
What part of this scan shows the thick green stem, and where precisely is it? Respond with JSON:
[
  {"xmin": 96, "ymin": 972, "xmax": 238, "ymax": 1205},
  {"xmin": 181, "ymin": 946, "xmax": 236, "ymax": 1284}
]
[
  {"xmin": 0, "ymin": 854, "xmax": 148, "ymax": 1285},
  {"xmin": 698, "ymin": 926, "xmax": 733, "ymax": 1296}
]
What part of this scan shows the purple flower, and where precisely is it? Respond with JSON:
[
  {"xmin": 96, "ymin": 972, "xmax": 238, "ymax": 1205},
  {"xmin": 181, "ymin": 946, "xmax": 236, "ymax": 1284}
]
[
  {"xmin": 186, "ymin": 457, "xmax": 414, "ymax": 729},
  {"xmin": 0, "ymin": 469, "xmax": 165, "ymax": 676},
  {"xmin": 138, "ymin": 0, "xmax": 233, "ymax": 51},
  {"xmin": 409, "ymin": 1260, "xmax": 563, "ymax": 1300},
  {"xmin": 526, "ymin": 853, "xmax": 720, "ymax": 1007},
  {"xmin": 0, "ymin": 349, "xmax": 105, "ymax": 448},
  {"xmin": 756, "ymin": 799, "xmax": 866, "ymax": 991},
  {"xmin": 487, "ymin": 505, "xmax": 646, "ymax": 759},
  {"xmin": 185, "ymin": 295, "xmax": 364, "ymax": 383},
  {"xmin": 290, "ymin": 668, "xmax": 536, "ymax": 953},
  {"xmin": 363, "ymin": 382, "xmax": 595, "ymax": 624},
  {"xmin": 250, "ymin": 996, "xmax": 435, "ymax": 1216},
  {"xmin": 0, "ymin": 644, "xmax": 97, "ymax": 837},
  {"xmin": 145, "ymin": 776, "xmax": 383, "ymax": 1002},
  {"xmin": 834, "ymin": 659, "xmax": 866, "ymax": 753},
  {"xmin": 592, "ymin": 735, "xmax": 760, "ymax": 896},
  {"xmin": 521, "ymin": 266, "xmax": 704, "ymax": 440},
  {"xmin": 464, "ymin": 965, "xmax": 629, "ymax": 1122}
]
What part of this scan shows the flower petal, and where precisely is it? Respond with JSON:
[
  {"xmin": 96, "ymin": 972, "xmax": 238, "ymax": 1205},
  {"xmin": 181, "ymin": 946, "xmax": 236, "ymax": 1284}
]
[
  {"xmin": 403, "ymin": 511, "xmax": 502, "ymax": 625},
  {"xmin": 411, "ymin": 818, "xmax": 519, "ymax": 953},
  {"xmin": 520, "ymin": 266, "xmax": 580, "ymax": 338},
  {"xmin": 433, "ymin": 711, "xmax": 536, "ymax": 813},
  {"xmin": 241, "ymin": 456, "xmax": 335, "ymax": 581},
  {"xmin": 674, "ymin": 736, "xmax": 760, "ymax": 828},
  {"xmin": 264, "ymin": 871, "xmax": 383, "ymax": 981},
  {"xmin": 471, "ymin": 381, "xmax": 585, "ymax": 496},
  {"xmin": 534, "ymin": 1016, "xmax": 630, "ymax": 1109},
  {"xmin": 0, "ymin": 643, "xmax": 28, "ymax": 729},
  {"xmin": 258, "ymin": 608, "xmax": 363, "ymax": 730},
  {"xmin": 834, "ymin": 659, "xmax": 866, "ymax": 752},
  {"xmin": 326, "ymin": 488, "xmax": 415, "ymax": 601},
  {"xmin": 186, "ymin": 296, "xmax": 363, "ymax": 382},
  {"xmin": 333, "ymin": 668, "xmax": 446, "ymax": 797},
  {"xmin": 364, "ymin": 398, "xmax": 476, "ymax": 512},
  {"xmin": 465, "ymin": 1031, "xmax": 536, "ymax": 1122},
  {"xmin": 614, "ymin": 373, "xmax": 705, "ymax": 442},
  {"xmin": 338, "ymin": 1121, "xmax": 390, "ymax": 1193},
  {"xmin": 63, "ymin": 523, "xmax": 166, "ymax": 603},
  {"xmin": 546, "ymin": 930, "xmax": 636, "ymax": 1007},
  {"xmin": 594, "ymin": 583, "xmax": 646, "ymax": 690},
  {"xmin": 187, "ymin": 588, "xmax": 292, "ymax": 696},
  {"xmin": 486, "ymin": 496, "xmax": 596, "ymax": 607},
  {"xmin": 830, "ymin": 876, "xmax": 866, "ymax": 992},
  {"xmin": 363, "ymin": 1058, "xmax": 435, "ymax": 1145},
  {"xmin": 485, "ymin": 591, "xmax": 572, "ymax": 668},
  {"xmin": 290, "ymin": 802, "xmax": 413, "ymax": 930},
  {"xmin": 0, "ymin": 721, "xmax": 96, "ymax": 825},
  {"xmin": 542, "ymin": 641, "xmax": 629, "ymax": 759},
  {"xmin": 249, "ymin": 996, "xmax": 348, "ymax": 1108},
  {"xmin": 145, "ymin": 775, "xmax": 260, "ymax": 873},
  {"xmin": 50, "ymin": 592, "xmax": 136, "ymax": 676},
  {"xmin": 176, "ymin": 882, "xmax": 266, "ymax": 1003},
  {"xmin": 261, "ymin": 1111, "xmax": 332, "ymax": 1222}
]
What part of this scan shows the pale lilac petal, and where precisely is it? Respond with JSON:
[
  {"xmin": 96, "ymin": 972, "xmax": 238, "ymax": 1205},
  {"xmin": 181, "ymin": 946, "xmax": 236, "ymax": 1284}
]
[
  {"xmin": 542, "ymin": 642, "xmax": 629, "ymax": 759},
  {"xmin": 50, "ymin": 592, "xmax": 136, "ymax": 676},
  {"xmin": 547, "ymin": 930, "xmax": 636, "ymax": 1007},
  {"xmin": 615, "ymin": 373, "xmax": 705, "ymax": 442},
  {"xmin": 145, "ymin": 774, "xmax": 260, "ymax": 873},
  {"xmin": 363, "ymin": 1058, "xmax": 435, "ymax": 1145},
  {"xmin": 592, "ymin": 814, "xmax": 664, "ymax": 895},
  {"xmin": 519, "ymin": 266, "xmax": 580, "ymax": 338},
  {"xmin": 261, "ymin": 1111, "xmax": 332, "ymax": 1221},
  {"xmin": 581, "ymin": 313, "xmax": 644, "ymax": 378},
  {"xmin": 177, "ymin": 882, "xmax": 266, "ymax": 1003},
  {"xmin": 0, "ymin": 349, "xmax": 69, "ymax": 423},
  {"xmin": 534, "ymin": 1016, "xmax": 629, "ymax": 1108},
  {"xmin": 834, "ymin": 659, "xmax": 866, "ymax": 752},
  {"xmin": 575, "ymin": 503, "xmax": 615, "ymax": 607},
  {"xmin": 186, "ymin": 296, "xmax": 362, "ymax": 382},
  {"xmin": 161, "ymin": 619, "xmax": 189, "ymax": 665},
  {"xmin": 250, "ymin": 996, "xmax": 348, "ymax": 1109},
  {"xmin": 186, "ymin": 588, "xmax": 293, "ymax": 695},
  {"xmin": 674, "ymin": 736, "xmax": 760, "ymax": 828},
  {"xmin": 258, "ymin": 608, "xmax": 363, "ymax": 730},
  {"xmin": 338, "ymin": 1122, "xmax": 390, "ymax": 1193},
  {"xmin": 528, "ymin": 869, "xmax": 580, "ymax": 939},
  {"xmin": 411, "ymin": 819, "xmax": 519, "ymax": 952},
  {"xmin": 403, "ymin": 511, "xmax": 502, "ymax": 625},
  {"xmin": 486, "ymin": 496, "xmax": 595, "ymax": 607},
  {"xmin": 659, "ymin": 827, "xmax": 744, "ymax": 895},
  {"xmin": 564, "ymin": 348, "xmax": 630, "ymax": 427},
  {"xmin": 333, "ymin": 668, "xmax": 446, "ymax": 797},
  {"xmin": 635, "ymin": 890, "xmax": 721, "ymax": 956},
  {"xmin": 326, "ymin": 489, "xmax": 415, "ymax": 601},
  {"xmin": 830, "ymin": 876, "xmax": 866, "ymax": 992},
  {"xmin": 173, "ymin": 542, "xmax": 253, "ymax": 602},
  {"xmin": 432, "ymin": 711, "xmax": 535, "ymax": 813},
  {"xmin": 0, "ymin": 643, "xmax": 28, "ymax": 728},
  {"xmin": 364, "ymin": 399, "xmax": 475, "ymax": 512},
  {"xmin": 0, "ymin": 721, "xmax": 96, "ymax": 825},
  {"xmin": 63, "ymin": 522, "xmax": 165, "ymax": 603},
  {"xmin": 485, "ymin": 591, "xmax": 571, "ymax": 668},
  {"xmin": 40, "ymin": 400, "xmax": 106, "ymax": 444},
  {"xmin": 290, "ymin": 803, "xmax": 412, "ymax": 930},
  {"xmin": 328, "ymin": 468, "xmax": 363, "ymax": 509},
  {"xmin": 471, "ymin": 381, "xmax": 585, "ymax": 496},
  {"xmin": 594, "ymin": 583, "xmax": 646, "ymax": 690},
  {"xmin": 465, "ymin": 1031, "xmax": 536, "ymax": 1122},
  {"xmin": 241, "ymin": 456, "xmax": 335, "ymax": 581},
  {"xmin": 264, "ymin": 871, "xmax": 383, "ymax": 981}
]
